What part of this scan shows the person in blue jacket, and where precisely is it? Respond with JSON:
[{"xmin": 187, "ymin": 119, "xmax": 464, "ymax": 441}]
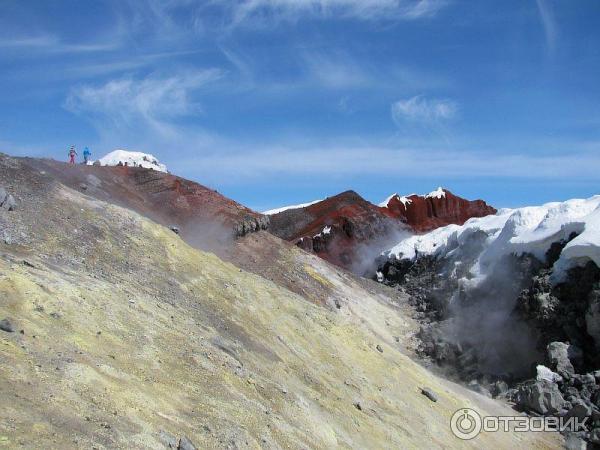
[{"xmin": 83, "ymin": 147, "xmax": 91, "ymax": 164}]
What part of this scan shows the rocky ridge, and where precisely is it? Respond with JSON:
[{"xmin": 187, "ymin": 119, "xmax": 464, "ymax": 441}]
[{"xmin": 268, "ymin": 188, "xmax": 495, "ymax": 273}]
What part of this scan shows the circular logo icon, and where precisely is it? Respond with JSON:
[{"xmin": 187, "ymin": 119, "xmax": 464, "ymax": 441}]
[{"xmin": 450, "ymin": 408, "xmax": 482, "ymax": 440}]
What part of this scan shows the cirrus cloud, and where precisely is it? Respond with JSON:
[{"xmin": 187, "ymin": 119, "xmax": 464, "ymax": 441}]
[
  {"xmin": 64, "ymin": 69, "xmax": 225, "ymax": 136},
  {"xmin": 391, "ymin": 95, "xmax": 457, "ymax": 125},
  {"xmin": 228, "ymin": 0, "xmax": 447, "ymax": 25}
]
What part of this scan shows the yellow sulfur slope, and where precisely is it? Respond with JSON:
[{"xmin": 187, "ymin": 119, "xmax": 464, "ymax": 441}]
[{"xmin": 0, "ymin": 179, "xmax": 561, "ymax": 449}]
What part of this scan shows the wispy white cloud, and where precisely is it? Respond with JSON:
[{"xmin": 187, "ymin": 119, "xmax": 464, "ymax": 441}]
[
  {"xmin": 0, "ymin": 34, "xmax": 117, "ymax": 53},
  {"xmin": 302, "ymin": 52, "xmax": 371, "ymax": 88},
  {"xmin": 169, "ymin": 140, "xmax": 600, "ymax": 184},
  {"xmin": 64, "ymin": 70, "xmax": 225, "ymax": 137},
  {"xmin": 536, "ymin": 0, "xmax": 557, "ymax": 54},
  {"xmin": 391, "ymin": 95, "xmax": 457, "ymax": 125},
  {"xmin": 228, "ymin": 0, "xmax": 447, "ymax": 25}
]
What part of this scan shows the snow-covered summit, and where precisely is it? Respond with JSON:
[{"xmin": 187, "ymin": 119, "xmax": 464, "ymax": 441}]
[
  {"xmin": 378, "ymin": 193, "xmax": 413, "ymax": 208},
  {"xmin": 425, "ymin": 186, "xmax": 446, "ymax": 199},
  {"xmin": 97, "ymin": 150, "xmax": 168, "ymax": 172},
  {"xmin": 263, "ymin": 199, "xmax": 323, "ymax": 215},
  {"xmin": 378, "ymin": 187, "xmax": 445, "ymax": 208},
  {"xmin": 383, "ymin": 194, "xmax": 600, "ymax": 282}
]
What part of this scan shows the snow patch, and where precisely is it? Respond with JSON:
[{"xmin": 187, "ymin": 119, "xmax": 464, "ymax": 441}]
[
  {"xmin": 97, "ymin": 150, "xmax": 168, "ymax": 172},
  {"xmin": 263, "ymin": 199, "xmax": 323, "ymax": 215},
  {"xmin": 379, "ymin": 193, "xmax": 414, "ymax": 208},
  {"xmin": 378, "ymin": 193, "xmax": 398, "ymax": 207},
  {"xmin": 380, "ymin": 188, "xmax": 445, "ymax": 209},
  {"xmin": 425, "ymin": 186, "xmax": 446, "ymax": 199},
  {"xmin": 384, "ymin": 195, "xmax": 600, "ymax": 282},
  {"xmin": 536, "ymin": 365, "xmax": 563, "ymax": 383}
]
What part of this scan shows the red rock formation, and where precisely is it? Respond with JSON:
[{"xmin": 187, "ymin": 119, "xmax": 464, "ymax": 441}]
[
  {"xmin": 268, "ymin": 191, "xmax": 408, "ymax": 270},
  {"xmin": 268, "ymin": 188, "xmax": 496, "ymax": 272},
  {"xmin": 380, "ymin": 188, "xmax": 497, "ymax": 232}
]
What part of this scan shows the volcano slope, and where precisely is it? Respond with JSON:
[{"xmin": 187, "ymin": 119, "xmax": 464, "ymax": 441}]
[
  {"xmin": 22, "ymin": 157, "xmax": 269, "ymax": 251},
  {"xmin": 0, "ymin": 155, "xmax": 560, "ymax": 449}
]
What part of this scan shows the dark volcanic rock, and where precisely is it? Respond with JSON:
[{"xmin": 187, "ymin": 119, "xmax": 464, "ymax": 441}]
[
  {"xmin": 516, "ymin": 380, "xmax": 565, "ymax": 415},
  {"xmin": 0, "ymin": 318, "xmax": 15, "ymax": 332},
  {"xmin": 178, "ymin": 436, "xmax": 197, "ymax": 450},
  {"xmin": 421, "ymin": 387, "xmax": 438, "ymax": 402}
]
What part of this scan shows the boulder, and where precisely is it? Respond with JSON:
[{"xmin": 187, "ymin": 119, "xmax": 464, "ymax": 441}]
[
  {"xmin": 0, "ymin": 318, "xmax": 15, "ymax": 333},
  {"xmin": 421, "ymin": 387, "xmax": 438, "ymax": 402},
  {"xmin": 178, "ymin": 436, "xmax": 197, "ymax": 450},
  {"xmin": 565, "ymin": 401, "xmax": 593, "ymax": 422},
  {"xmin": 0, "ymin": 186, "xmax": 16, "ymax": 211},
  {"xmin": 516, "ymin": 380, "xmax": 565, "ymax": 415},
  {"xmin": 547, "ymin": 342, "xmax": 582, "ymax": 378},
  {"xmin": 564, "ymin": 432, "xmax": 588, "ymax": 450},
  {"xmin": 158, "ymin": 430, "xmax": 178, "ymax": 448}
]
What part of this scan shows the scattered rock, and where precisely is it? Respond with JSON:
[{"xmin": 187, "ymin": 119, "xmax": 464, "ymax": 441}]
[
  {"xmin": 376, "ymin": 344, "xmax": 383, "ymax": 353},
  {"xmin": 564, "ymin": 431, "xmax": 589, "ymax": 450},
  {"xmin": 566, "ymin": 401, "xmax": 593, "ymax": 422},
  {"xmin": 170, "ymin": 226, "xmax": 180, "ymax": 235},
  {"xmin": 421, "ymin": 387, "xmax": 438, "ymax": 402},
  {"xmin": 0, "ymin": 318, "xmax": 15, "ymax": 333},
  {"xmin": 516, "ymin": 380, "xmax": 565, "ymax": 415},
  {"xmin": 178, "ymin": 436, "xmax": 197, "ymax": 450},
  {"xmin": 159, "ymin": 430, "xmax": 178, "ymax": 448},
  {"xmin": 80, "ymin": 183, "xmax": 88, "ymax": 191},
  {"xmin": 353, "ymin": 402, "xmax": 362, "ymax": 411},
  {"xmin": 0, "ymin": 186, "xmax": 17, "ymax": 211},
  {"xmin": 590, "ymin": 428, "xmax": 600, "ymax": 445}
]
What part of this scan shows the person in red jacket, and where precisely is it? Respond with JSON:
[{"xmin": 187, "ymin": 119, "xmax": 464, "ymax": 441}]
[{"xmin": 68, "ymin": 146, "xmax": 77, "ymax": 164}]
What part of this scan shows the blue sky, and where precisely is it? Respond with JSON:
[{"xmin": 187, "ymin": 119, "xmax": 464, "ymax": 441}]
[{"xmin": 1, "ymin": 0, "xmax": 599, "ymax": 211}]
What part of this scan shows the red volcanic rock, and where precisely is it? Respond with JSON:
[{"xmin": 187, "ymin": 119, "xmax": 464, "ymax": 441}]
[
  {"xmin": 22, "ymin": 158, "xmax": 268, "ymax": 250},
  {"xmin": 268, "ymin": 191, "xmax": 407, "ymax": 270},
  {"xmin": 268, "ymin": 187, "xmax": 496, "ymax": 272},
  {"xmin": 380, "ymin": 187, "xmax": 497, "ymax": 232}
]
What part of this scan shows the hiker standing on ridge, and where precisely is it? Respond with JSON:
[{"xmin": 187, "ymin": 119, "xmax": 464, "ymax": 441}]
[
  {"xmin": 68, "ymin": 145, "xmax": 77, "ymax": 164},
  {"xmin": 83, "ymin": 147, "xmax": 91, "ymax": 164}
]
